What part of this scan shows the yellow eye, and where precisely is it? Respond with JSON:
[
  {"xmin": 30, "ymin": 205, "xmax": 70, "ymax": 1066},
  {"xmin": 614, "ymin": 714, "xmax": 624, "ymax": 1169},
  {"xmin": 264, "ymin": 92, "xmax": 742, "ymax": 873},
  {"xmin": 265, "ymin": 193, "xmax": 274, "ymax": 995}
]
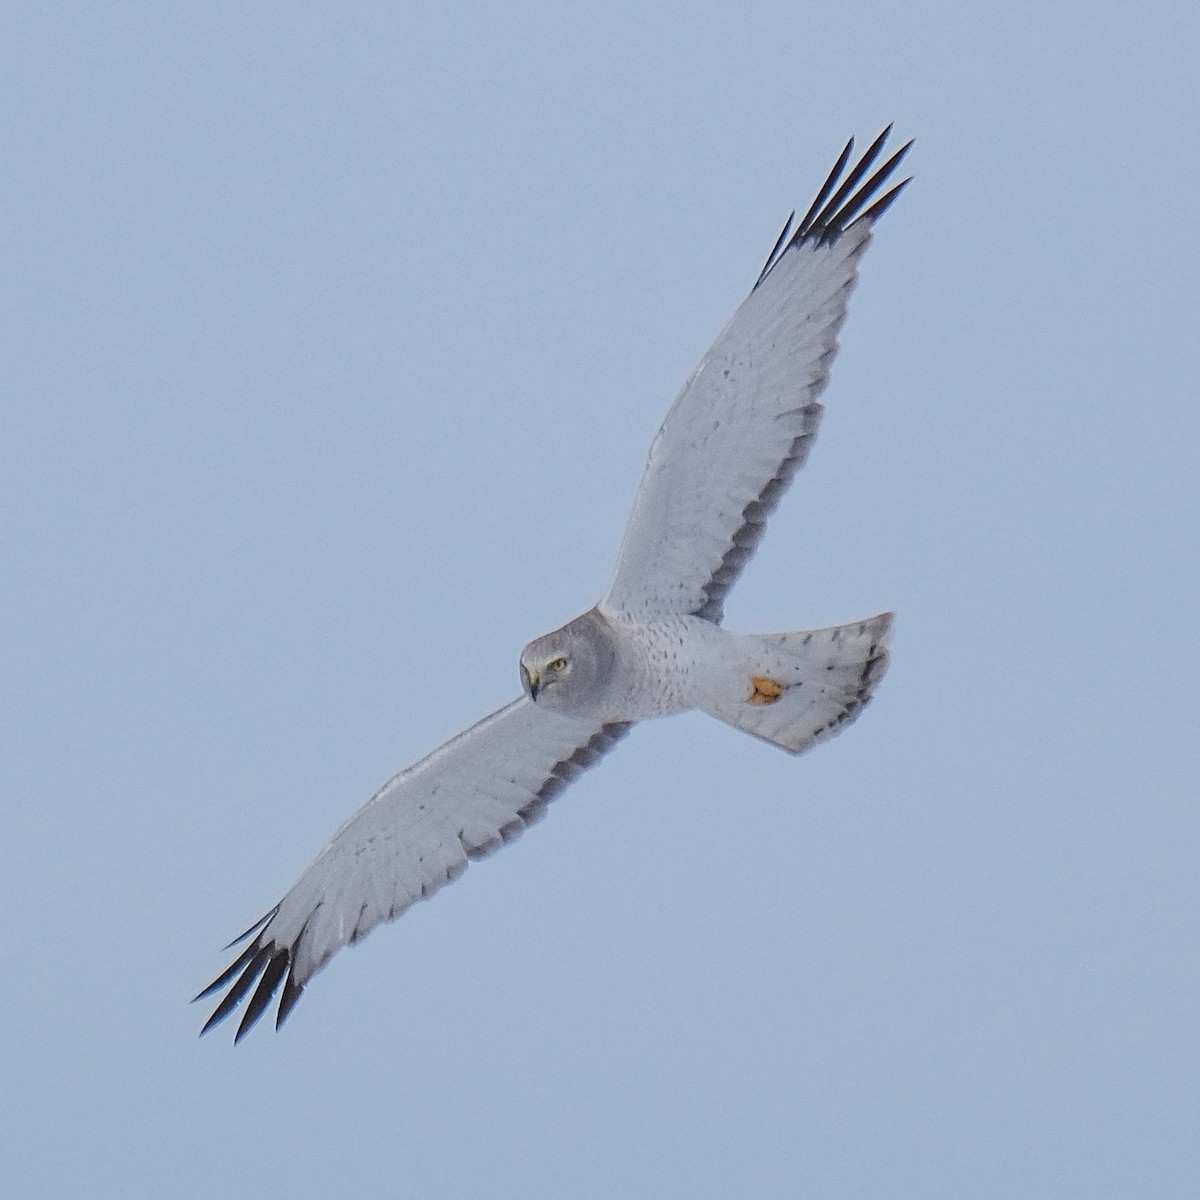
[{"xmin": 548, "ymin": 657, "xmax": 567, "ymax": 672}]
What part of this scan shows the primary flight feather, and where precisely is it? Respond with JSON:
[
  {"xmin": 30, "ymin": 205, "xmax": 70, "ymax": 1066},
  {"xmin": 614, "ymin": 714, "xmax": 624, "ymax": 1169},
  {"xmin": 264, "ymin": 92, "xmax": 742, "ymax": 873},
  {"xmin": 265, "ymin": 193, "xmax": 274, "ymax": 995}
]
[{"xmin": 198, "ymin": 128, "xmax": 911, "ymax": 1041}]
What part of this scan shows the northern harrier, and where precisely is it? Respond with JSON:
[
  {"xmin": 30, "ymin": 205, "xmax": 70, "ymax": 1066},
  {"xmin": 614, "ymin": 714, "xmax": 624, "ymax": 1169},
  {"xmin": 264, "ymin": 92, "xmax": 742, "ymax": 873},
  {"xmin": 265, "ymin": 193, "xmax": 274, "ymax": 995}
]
[{"xmin": 198, "ymin": 128, "xmax": 911, "ymax": 1041}]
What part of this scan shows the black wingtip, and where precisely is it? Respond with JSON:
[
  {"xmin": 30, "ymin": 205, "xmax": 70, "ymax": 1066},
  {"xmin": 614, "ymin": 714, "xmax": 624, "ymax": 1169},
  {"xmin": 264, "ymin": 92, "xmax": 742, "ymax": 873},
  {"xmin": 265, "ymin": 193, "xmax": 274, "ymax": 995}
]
[
  {"xmin": 807, "ymin": 126, "xmax": 890, "ymax": 235},
  {"xmin": 198, "ymin": 907, "xmax": 310, "ymax": 1041},
  {"xmin": 198, "ymin": 943, "xmax": 273, "ymax": 1036},
  {"xmin": 798, "ymin": 135, "xmax": 855, "ymax": 232},
  {"xmin": 853, "ymin": 174, "xmax": 912, "ymax": 230},
  {"xmin": 234, "ymin": 949, "xmax": 290, "ymax": 1043},
  {"xmin": 755, "ymin": 127, "xmax": 912, "ymax": 288},
  {"xmin": 755, "ymin": 210, "xmax": 796, "ymax": 287},
  {"xmin": 275, "ymin": 963, "xmax": 305, "ymax": 1030},
  {"xmin": 193, "ymin": 938, "xmax": 259, "ymax": 1003},
  {"xmin": 843, "ymin": 140, "xmax": 913, "ymax": 225}
]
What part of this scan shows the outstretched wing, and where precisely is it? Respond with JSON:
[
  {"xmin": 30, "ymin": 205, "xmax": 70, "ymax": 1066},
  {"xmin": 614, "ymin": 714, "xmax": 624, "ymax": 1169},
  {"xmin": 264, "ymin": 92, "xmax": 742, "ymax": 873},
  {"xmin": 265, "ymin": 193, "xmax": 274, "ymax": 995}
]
[
  {"xmin": 603, "ymin": 128, "xmax": 911, "ymax": 624},
  {"xmin": 197, "ymin": 700, "xmax": 631, "ymax": 1041}
]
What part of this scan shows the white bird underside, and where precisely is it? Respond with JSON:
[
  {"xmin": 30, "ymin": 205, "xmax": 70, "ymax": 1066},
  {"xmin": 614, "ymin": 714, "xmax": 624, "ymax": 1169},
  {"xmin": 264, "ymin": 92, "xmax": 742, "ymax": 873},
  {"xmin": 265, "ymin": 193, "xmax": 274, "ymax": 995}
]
[{"xmin": 198, "ymin": 128, "xmax": 911, "ymax": 1041}]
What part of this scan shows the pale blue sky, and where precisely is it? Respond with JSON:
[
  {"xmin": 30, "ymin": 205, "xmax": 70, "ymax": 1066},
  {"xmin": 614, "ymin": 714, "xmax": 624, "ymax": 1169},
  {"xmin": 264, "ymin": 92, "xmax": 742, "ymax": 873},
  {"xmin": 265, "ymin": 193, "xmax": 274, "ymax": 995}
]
[{"xmin": 3, "ymin": 4, "xmax": 1198, "ymax": 1197}]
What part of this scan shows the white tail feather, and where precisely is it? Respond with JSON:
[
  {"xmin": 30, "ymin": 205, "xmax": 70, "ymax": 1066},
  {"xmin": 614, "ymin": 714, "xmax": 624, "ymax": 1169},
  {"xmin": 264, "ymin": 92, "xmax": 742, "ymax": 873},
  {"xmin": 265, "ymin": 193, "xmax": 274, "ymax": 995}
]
[{"xmin": 701, "ymin": 612, "xmax": 892, "ymax": 755}]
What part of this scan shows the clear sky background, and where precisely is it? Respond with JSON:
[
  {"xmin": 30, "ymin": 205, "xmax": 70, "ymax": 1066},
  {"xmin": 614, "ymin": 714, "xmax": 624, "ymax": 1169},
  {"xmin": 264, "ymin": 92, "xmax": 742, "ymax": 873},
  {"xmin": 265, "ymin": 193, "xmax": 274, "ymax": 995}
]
[{"xmin": 3, "ymin": 4, "xmax": 1198, "ymax": 1197}]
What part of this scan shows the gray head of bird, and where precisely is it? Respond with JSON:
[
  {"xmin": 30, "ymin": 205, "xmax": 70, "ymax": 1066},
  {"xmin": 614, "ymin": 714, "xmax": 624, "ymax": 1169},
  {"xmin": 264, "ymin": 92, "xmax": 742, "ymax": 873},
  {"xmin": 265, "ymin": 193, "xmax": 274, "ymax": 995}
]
[{"xmin": 519, "ymin": 609, "xmax": 616, "ymax": 716}]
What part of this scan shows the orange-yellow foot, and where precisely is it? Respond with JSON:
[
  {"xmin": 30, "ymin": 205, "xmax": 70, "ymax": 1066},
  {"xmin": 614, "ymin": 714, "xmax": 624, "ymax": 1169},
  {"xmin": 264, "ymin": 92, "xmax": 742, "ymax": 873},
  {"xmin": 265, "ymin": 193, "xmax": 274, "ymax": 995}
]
[{"xmin": 748, "ymin": 675, "xmax": 787, "ymax": 705}]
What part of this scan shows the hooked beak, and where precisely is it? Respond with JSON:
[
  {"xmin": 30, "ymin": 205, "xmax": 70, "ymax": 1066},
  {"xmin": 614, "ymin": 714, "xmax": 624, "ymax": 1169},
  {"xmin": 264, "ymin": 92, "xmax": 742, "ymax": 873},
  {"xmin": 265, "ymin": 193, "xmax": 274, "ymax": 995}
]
[{"xmin": 521, "ymin": 664, "xmax": 540, "ymax": 701}]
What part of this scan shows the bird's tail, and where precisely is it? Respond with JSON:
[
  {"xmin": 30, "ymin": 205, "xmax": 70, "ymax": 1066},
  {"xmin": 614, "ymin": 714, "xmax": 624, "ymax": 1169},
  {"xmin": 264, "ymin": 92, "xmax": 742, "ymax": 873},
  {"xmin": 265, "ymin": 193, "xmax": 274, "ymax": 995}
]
[{"xmin": 700, "ymin": 612, "xmax": 892, "ymax": 755}]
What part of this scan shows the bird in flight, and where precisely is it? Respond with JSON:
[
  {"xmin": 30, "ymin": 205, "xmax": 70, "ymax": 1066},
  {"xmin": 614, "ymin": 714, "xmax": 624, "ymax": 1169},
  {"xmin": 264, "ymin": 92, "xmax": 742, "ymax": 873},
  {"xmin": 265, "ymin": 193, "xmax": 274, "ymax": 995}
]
[{"xmin": 198, "ymin": 128, "xmax": 911, "ymax": 1041}]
